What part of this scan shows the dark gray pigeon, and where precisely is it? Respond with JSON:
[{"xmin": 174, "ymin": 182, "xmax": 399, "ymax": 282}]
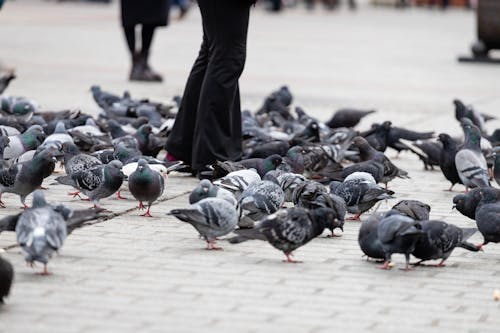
[
  {"xmin": 377, "ymin": 213, "xmax": 424, "ymax": 271},
  {"xmin": 493, "ymin": 147, "xmax": 500, "ymax": 186},
  {"xmin": 238, "ymin": 179, "xmax": 285, "ymax": 228},
  {"xmin": 15, "ymin": 191, "xmax": 67, "ymax": 275},
  {"xmin": 128, "ymin": 159, "xmax": 165, "ymax": 217},
  {"xmin": 455, "ymin": 119, "xmax": 489, "ymax": 189},
  {"xmin": 452, "ymin": 188, "xmax": 496, "ymax": 220},
  {"xmin": 326, "ymin": 108, "xmax": 375, "ymax": 129},
  {"xmin": 0, "ymin": 256, "xmax": 13, "ymax": 304},
  {"xmin": 0, "ymin": 149, "xmax": 56, "ymax": 208},
  {"xmin": 437, "ymin": 133, "xmax": 462, "ymax": 191},
  {"xmin": 330, "ymin": 178, "xmax": 394, "ymax": 220},
  {"xmin": 56, "ymin": 160, "xmax": 124, "ymax": 209},
  {"xmin": 229, "ymin": 207, "xmax": 341, "ymax": 263},
  {"xmin": 189, "ymin": 179, "xmax": 236, "ymax": 206},
  {"xmin": 91, "ymin": 85, "xmax": 121, "ymax": 109},
  {"xmin": 412, "ymin": 220, "xmax": 480, "ymax": 267},
  {"xmin": 168, "ymin": 197, "xmax": 238, "ymax": 250},
  {"xmin": 277, "ymin": 172, "xmax": 307, "ymax": 202},
  {"xmin": 214, "ymin": 155, "xmax": 283, "ymax": 178},
  {"xmin": 308, "ymin": 192, "xmax": 346, "ymax": 237},
  {"xmin": 358, "ymin": 212, "xmax": 385, "ymax": 261},
  {"xmin": 392, "ymin": 200, "xmax": 431, "ymax": 221},
  {"xmin": 292, "ymin": 180, "xmax": 328, "ymax": 209},
  {"xmin": 475, "ymin": 188, "xmax": 500, "ymax": 248}
]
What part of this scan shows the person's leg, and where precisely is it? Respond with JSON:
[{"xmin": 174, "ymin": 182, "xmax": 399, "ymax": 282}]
[
  {"xmin": 132, "ymin": 24, "xmax": 162, "ymax": 81},
  {"xmin": 190, "ymin": 0, "xmax": 250, "ymax": 170},
  {"xmin": 165, "ymin": 29, "xmax": 211, "ymax": 164},
  {"xmin": 123, "ymin": 25, "xmax": 142, "ymax": 80}
]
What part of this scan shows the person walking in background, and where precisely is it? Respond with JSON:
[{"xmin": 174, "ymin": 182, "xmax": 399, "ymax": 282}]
[
  {"xmin": 120, "ymin": 0, "xmax": 170, "ymax": 82},
  {"xmin": 166, "ymin": 0, "xmax": 255, "ymax": 178}
]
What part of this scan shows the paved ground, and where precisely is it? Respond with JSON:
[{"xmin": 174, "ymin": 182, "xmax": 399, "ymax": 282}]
[{"xmin": 1, "ymin": 1, "xmax": 500, "ymax": 332}]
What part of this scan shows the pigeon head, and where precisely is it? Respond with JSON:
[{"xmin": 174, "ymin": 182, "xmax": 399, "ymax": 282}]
[
  {"xmin": 54, "ymin": 121, "xmax": 66, "ymax": 134},
  {"xmin": 265, "ymin": 155, "xmax": 283, "ymax": 169},
  {"xmin": 461, "ymin": 118, "xmax": 481, "ymax": 146},
  {"xmin": 138, "ymin": 124, "xmax": 153, "ymax": 135},
  {"xmin": 437, "ymin": 133, "xmax": 455, "ymax": 147},
  {"xmin": 311, "ymin": 208, "xmax": 344, "ymax": 233},
  {"xmin": 31, "ymin": 191, "xmax": 48, "ymax": 208},
  {"xmin": 263, "ymin": 171, "xmax": 280, "ymax": 185},
  {"xmin": 108, "ymin": 160, "xmax": 123, "ymax": 170},
  {"xmin": 453, "ymin": 99, "xmax": 467, "ymax": 117},
  {"xmin": 90, "ymin": 85, "xmax": 101, "ymax": 93},
  {"xmin": 198, "ymin": 179, "xmax": 213, "ymax": 194},
  {"xmin": 136, "ymin": 159, "xmax": 149, "ymax": 172},
  {"xmin": 61, "ymin": 142, "xmax": 80, "ymax": 156}
]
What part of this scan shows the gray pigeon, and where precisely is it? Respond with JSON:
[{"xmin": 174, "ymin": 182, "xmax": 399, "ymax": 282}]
[
  {"xmin": 455, "ymin": 119, "xmax": 489, "ymax": 190},
  {"xmin": 277, "ymin": 172, "xmax": 307, "ymax": 202},
  {"xmin": 0, "ymin": 96, "xmax": 36, "ymax": 122},
  {"xmin": 3, "ymin": 125, "xmax": 46, "ymax": 162},
  {"xmin": 0, "ymin": 256, "xmax": 13, "ymax": 303},
  {"xmin": 40, "ymin": 121, "xmax": 73, "ymax": 148},
  {"xmin": 494, "ymin": 147, "xmax": 500, "ymax": 186},
  {"xmin": 15, "ymin": 191, "xmax": 68, "ymax": 275},
  {"xmin": 168, "ymin": 197, "xmax": 238, "ymax": 250},
  {"xmin": 392, "ymin": 200, "xmax": 431, "ymax": 221},
  {"xmin": 213, "ymin": 169, "xmax": 261, "ymax": 199},
  {"xmin": 0, "ymin": 149, "xmax": 56, "ymax": 208},
  {"xmin": 128, "ymin": 159, "xmax": 165, "ymax": 217},
  {"xmin": 238, "ymin": 179, "xmax": 285, "ymax": 228},
  {"xmin": 358, "ymin": 212, "xmax": 385, "ymax": 261},
  {"xmin": 475, "ymin": 188, "xmax": 500, "ymax": 248},
  {"xmin": 61, "ymin": 142, "xmax": 102, "ymax": 197},
  {"xmin": 229, "ymin": 207, "xmax": 341, "ymax": 262},
  {"xmin": 330, "ymin": 178, "xmax": 394, "ymax": 220},
  {"xmin": 412, "ymin": 220, "xmax": 480, "ymax": 267},
  {"xmin": 56, "ymin": 160, "xmax": 124, "ymax": 209},
  {"xmin": 377, "ymin": 212, "xmax": 424, "ymax": 271},
  {"xmin": 452, "ymin": 188, "xmax": 485, "ymax": 220},
  {"xmin": 189, "ymin": 179, "xmax": 236, "ymax": 206}
]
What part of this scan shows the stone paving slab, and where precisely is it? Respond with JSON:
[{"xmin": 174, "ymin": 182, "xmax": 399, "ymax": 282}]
[{"xmin": 1, "ymin": 1, "xmax": 500, "ymax": 333}]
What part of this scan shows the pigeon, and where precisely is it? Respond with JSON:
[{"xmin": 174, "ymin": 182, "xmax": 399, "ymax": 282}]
[
  {"xmin": 168, "ymin": 197, "xmax": 238, "ymax": 250},
  {"xmin": 391, "ymin": 200, "xmax": 431, "ymax": 221},
  {"xmin": 326, "ymin": 109, "xmax": 375, "ymax": 129},
  {"xmin": 292, "ymin": 180, "xmax": 328, "ymax": 208},
  {"xmin": 325, "ymin": 154, "xmax": 385, "ymax": 183},
  {"xmin": 0, "ymin": 96, "xmax": 36, "ymax": 123},
  {"xmin": 377, "ymin": 213, "xmax": 424, "ymax": 271},
  {"xmin": 274, "ymin": 85, "xmax": 293, "ymax": 107},
  {"xmin": 40, "ymin": 121, "xmax": 73, "ymax": 148},
  {"xmin": 330, "ymin": 178, "xmax": 394, "ymax": 220},
  {"xmin": 189, "ymin": 179, "xmax": 236, "ymax": 206},
  {"xmin": 412, "ymin": 140, "xmax": 442, "ymax": 170},
  {"xmin": 412, "ymin": 220, "xmax": 480, "ymax": 267},
  {"xmin": 306, "ymin": 192, "xmax": 346, "ymax": 236},
  {"xmin": 0, "ymin": 72, "xmax": 15, "ymax": 94},
  {"xmin": 3, "ymin": 125, "xmax": 46, "ymax": 162},
  {"xmin": 229, "ymin": 207, "xmax": 341, "ymax": 262},
  {"xmin": 15, "ymin": 191, "xmax": 68, "ymax": 275},
  {"xmin": 437, "ymin": 133, "xmax": 462, "ymax": 191},
  {"xmin": 238, "ymin": 178, "xmax": 285, "ymax": 228},
  {"xmin": 452, "ymin": 188, "xmax": 495, "ymax": 220},
  {"xmin": 455, "ymin": 119, "xmax": 490, "ymax": 190},
  {"xmin": 453, "ymin": 99, "xmax": 489, "ymax": 133},
  {"xmin": 351, "ymin": 136, "xmax": 409, "ymax": 186},
  {"xmin": 279, "ymin": 146, "xmax": 306, "ymax": 174},
  {"xmin": 134, "ymin": 124, "xmax": 165, "ymax": 157},
  {"xmin": 61, "ymin": 142, "xmax": 102, "ymax": 176},
  {"xmin": 386, "ymin": 127, "xmax": 435, "ymax": 155},
  {"xmin": 358, "ymin": 212, "xmax": 385, "ymax": 260},
  {"xmin": 0, "ymin": 149, "xmax": 56, "ymax": 208},
  {"xmin": 56, "ymin": 160, "xmax": 124, "ymax": 209},
  {"xmin": 474, "ymin": 188, "xmax": 500, "ymax": 248},
  {"xmin": 363, "ymin": 121, "xmax": 392, "ymax": 152},
  {"xmin": 128, "ymin": 159, "xmax": 165, "ymax": 217},
  {"xmin": 277, "ymin": 172, "xmax": 307, "ymax": 202},
  {"xmin": 243, "ymin": 141, "xmax": 290, "ymax": 159},
  {"xmin": 0, "ymin": 256, "xmax": 13, "ymax": 303},
  {"xmin": 213, "ymin": 169, "xmax": 261, "ymax": 198},
  {"xmin": 214, "ymin": 154, "xmax": 283, "ymax": 178},
  {"xmin": 91, "ymin": 85, "xmax": 121, "ymax": 109}
]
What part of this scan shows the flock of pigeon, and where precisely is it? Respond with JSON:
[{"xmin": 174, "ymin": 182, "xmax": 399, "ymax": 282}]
[{"xmin": 0, "ymin": 72, "xmax": 499, "ymax": 305}]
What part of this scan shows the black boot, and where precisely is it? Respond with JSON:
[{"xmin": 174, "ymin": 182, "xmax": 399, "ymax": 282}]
[
  {"xmin": 129, "ymin": 52, "xmax": 142, "ymax": 81},
  {"xmin": 139, "ymin": 51, "xmax": 163, "ymax": 82}
]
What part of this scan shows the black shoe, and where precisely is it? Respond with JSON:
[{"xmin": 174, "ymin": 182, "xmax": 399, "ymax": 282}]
[{"xmin": 196, "ymin": 165, "xmax": 216, "ymax": 181}]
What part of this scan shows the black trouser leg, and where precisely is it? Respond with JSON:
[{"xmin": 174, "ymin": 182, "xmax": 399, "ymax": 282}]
[
  {"xmin": 123, "ymin": 25, "xmax": 136, "ymax": 54},
  {"xmin": 190, "ymin": 0, "xmax": 249, "ymax": 169},
  {"xmin": 166, "ymin": 33, "xmax": 210, "ymax": 164},
  {"xmin": 141, "ymin": 25, "xmax": 156, "ymax": 54}
]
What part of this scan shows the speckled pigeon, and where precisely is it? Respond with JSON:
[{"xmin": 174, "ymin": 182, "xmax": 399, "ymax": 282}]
[
  {"xmin": 229, "ymin": 207, "xmax": 341, "ymax": 263},
  {"xmin": 412, "ymin": 220, "xmax": 480, "ymax": 267},
  {"xmin": 168, "ymin": 197, "xmax": 238, "ymax": 250}
]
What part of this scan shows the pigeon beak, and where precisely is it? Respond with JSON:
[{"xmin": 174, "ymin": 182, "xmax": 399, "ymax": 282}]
[
  {"xmin": 203, "ymin": 188, "xmax": 209, "ymax": 193},
  {"xmin": 452, "ymin": 205, "xmax": 456, "ymax": 210}
]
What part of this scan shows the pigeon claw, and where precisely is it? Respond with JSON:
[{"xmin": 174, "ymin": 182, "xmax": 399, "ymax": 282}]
[
  {"xmin": 206, "ymin": 241, "xmax": 223, "ymax": 251},
  {"xmin": 379, "ymin": 261, "xmax": 392, "ymax": 270},
  {"xmin": 36, "ymin": 265, "xmax": 51, "ymax": 276},
  {"xmin": 69, "ymin": 191, "xmax": 81, "ymax": 199},
  {"xmin": 346, "ymin": 213, "xmax": 361, "ymax": 221},
  {"xmin": 116, "ymin": 191, "xmax": 127, "ymax": 200},
  {"xmin": 138, "ymin": 201, "xmax": 146, "ymax": 210},
  {"xmin": 283, "ymin": 253, "xmax": 302, "ymax": 263},
  {"xmin": 140, "ymin": 208, "xmax": 153, "ymax": 218}
]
